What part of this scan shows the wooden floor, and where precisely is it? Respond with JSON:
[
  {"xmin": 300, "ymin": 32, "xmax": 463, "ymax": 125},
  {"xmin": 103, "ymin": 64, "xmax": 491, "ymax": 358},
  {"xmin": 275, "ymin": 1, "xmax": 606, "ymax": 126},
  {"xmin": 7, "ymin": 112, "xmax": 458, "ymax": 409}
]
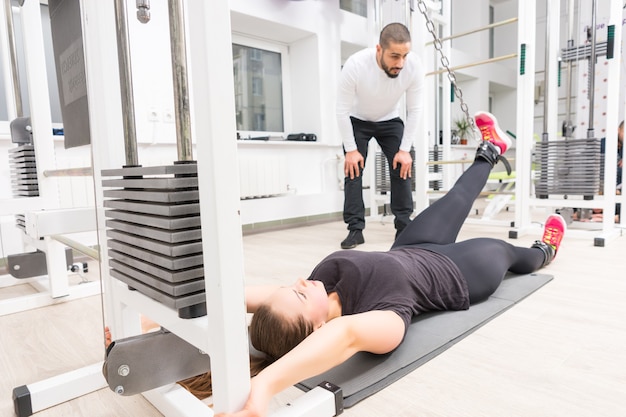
[{"xmin": 1, "ymin": 205, "xmax": 625, "ymax": 417}]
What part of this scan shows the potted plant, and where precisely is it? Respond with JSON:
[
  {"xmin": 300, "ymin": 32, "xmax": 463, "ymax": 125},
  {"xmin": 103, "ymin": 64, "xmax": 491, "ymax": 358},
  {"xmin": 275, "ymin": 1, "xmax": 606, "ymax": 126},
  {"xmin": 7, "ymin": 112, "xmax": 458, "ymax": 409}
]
[{"xmin": 454, "ymin": 117, "xmax": 471, "ymax": 145}]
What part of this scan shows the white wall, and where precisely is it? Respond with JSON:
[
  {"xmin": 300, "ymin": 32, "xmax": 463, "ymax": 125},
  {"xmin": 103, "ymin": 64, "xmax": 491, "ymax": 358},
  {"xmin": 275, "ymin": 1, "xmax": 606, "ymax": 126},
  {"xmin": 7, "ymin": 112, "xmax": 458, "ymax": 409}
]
[
  {"xmin": 119, "ymin": 0, "xmax": 369, "ymax": 226},
  {"xmin": 489, "ymin": 0, "xmax": 518, "ymax": 133},
  {"xmin": 449, "ymin": 0, "xmax": 517, "ymax": 131},
  {"xmin": 0, "ymin": 0, "xmax": 522, "ymax": 232},
  {"xmin": 4, "ymin": 0, "xmax": 623, "ymax": 232},
  {"xmin": 0, "ymin": 1, "xmax": 372, "ymax": 236},
  {"xmin": 417, "ymin": 0, "xmax": 519, "ymax": 162}
]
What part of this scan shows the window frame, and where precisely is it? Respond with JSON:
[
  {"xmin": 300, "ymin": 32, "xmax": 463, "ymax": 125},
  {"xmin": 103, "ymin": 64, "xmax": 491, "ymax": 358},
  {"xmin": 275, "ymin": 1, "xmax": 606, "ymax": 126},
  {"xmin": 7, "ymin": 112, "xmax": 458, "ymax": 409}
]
[
  {"xmin": 231, "ymin": 34, "xmax": 292, "ymax": 139},
  {"xmin": 340, "ymin": 0, "xmax": 367, "ymax": 17}
]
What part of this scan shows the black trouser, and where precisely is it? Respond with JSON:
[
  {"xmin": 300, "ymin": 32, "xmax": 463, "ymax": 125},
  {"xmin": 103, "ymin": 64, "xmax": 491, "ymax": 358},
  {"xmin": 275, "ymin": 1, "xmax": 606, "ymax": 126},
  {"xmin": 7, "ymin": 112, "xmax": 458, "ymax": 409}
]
[
  {"xmin": 392, "ymin": 158, "xmax": 545, "ymax": 304},
  {"xmin": 343, "ymin": 117, "xmax": 413, "ymax": 232}
]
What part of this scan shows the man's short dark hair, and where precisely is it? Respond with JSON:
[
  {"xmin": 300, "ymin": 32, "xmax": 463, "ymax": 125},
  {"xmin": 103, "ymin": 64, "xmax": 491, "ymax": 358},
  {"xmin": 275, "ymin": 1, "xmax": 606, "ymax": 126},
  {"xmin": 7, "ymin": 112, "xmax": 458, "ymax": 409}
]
[{"xmin": 379, "ymin": 23, "xmax": 411, "ymax": 49}]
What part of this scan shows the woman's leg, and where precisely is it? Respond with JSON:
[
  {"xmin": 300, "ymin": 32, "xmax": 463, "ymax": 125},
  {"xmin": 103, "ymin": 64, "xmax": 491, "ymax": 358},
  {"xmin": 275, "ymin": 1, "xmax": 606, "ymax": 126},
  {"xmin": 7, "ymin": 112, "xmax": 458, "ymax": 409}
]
[
  {"xmin": 392, "ymin": 111, "xmax": 512, "ymax": 248},
  {"xmin": 429, "ymin": 238, "xmax": 546, "ymax": 304},
  {"xmin": 392, "ymin": 159, "xmax": 492, "ymax": 248}
]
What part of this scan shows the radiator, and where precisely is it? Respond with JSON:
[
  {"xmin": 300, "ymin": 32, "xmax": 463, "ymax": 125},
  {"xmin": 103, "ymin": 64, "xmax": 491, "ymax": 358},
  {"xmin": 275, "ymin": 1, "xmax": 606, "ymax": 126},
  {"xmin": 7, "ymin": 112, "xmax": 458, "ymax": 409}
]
[{"xmin": 238, "ymin": 155, "xmax": 289, "ymax": 199}]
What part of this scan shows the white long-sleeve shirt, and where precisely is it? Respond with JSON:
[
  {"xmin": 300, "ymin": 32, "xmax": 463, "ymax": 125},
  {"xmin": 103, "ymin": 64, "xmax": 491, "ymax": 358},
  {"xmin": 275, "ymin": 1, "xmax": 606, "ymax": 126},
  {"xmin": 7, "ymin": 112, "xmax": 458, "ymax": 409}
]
[{"xmin": 336, "ymin": 48, "xmax": 425, "ymax": 153}]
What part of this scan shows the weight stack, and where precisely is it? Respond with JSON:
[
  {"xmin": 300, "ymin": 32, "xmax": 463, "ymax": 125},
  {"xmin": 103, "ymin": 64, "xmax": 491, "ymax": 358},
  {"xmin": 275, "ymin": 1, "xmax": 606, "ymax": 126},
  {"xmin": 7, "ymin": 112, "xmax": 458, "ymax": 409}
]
[
  {"xmin": 374, "ymin": 152, "xmax": 391, "ymax": 194},
  {"xmin": 101, "ymin": 163, "xmax": 207, "ymax": 319},
  {"xmin": 534, "ymin": 138, "xmax": 603, "ymax": 199},
  {"xmin": 9, "ymin": 144, "xmax": 40, "ymax": 230},
  {"xmin": 428, "ymin": 146, "xmax": 443, "ymax": 191}
]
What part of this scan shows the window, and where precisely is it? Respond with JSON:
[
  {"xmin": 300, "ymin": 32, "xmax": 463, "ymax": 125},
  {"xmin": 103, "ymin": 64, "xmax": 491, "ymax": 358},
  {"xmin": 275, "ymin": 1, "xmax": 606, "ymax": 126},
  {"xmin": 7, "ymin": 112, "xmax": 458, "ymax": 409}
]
[
  {"xmin": 232, "ymin": 39, "xmax": 286, "ymax": 135},
  {"xmin": 252, "ymin": 76, "xmax": 263, "ymax": 96},
  {"xmin": 340, "ymin": 0, "xmax": 367, "ymax": 17}
]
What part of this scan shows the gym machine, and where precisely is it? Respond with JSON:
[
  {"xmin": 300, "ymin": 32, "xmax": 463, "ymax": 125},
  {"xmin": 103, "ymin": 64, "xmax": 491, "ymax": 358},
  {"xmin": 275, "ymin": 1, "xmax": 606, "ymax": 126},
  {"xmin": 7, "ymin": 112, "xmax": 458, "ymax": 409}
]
[
  {"xmin": 11, "ymin": 1, "xmax": 343, "ymax": 416},
  {"xmin": 0, "ymin": 0, "xmax": 100, "ymax": 317}
]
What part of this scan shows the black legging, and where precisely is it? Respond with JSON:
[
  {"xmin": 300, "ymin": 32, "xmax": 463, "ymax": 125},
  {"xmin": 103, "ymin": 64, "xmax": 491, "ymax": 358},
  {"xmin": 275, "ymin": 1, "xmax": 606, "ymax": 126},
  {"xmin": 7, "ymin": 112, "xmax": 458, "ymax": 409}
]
[{"xmin": 391, "ymin": 159, "xmax": 545, "ymax": 304}]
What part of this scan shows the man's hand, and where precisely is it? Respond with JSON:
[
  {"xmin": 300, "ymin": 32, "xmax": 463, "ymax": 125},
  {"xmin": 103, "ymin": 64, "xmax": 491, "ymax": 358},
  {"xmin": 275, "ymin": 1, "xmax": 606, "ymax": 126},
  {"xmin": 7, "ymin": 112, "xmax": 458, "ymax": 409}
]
[
  {"xmin": 392, "ymin": 150, "xmax": 412, "ymax": 180},
  {"xmin": 344, "ymin": 150, "xmax": 365, "ymax": 179}
]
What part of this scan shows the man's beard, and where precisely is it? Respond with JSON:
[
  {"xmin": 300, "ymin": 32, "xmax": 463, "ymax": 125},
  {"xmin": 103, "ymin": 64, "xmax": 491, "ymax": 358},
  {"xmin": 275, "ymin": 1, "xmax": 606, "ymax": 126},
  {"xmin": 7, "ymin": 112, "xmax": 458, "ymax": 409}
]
[{"xmin": 381, "ymin": 59, "xmax": 401, "ymax": 79}]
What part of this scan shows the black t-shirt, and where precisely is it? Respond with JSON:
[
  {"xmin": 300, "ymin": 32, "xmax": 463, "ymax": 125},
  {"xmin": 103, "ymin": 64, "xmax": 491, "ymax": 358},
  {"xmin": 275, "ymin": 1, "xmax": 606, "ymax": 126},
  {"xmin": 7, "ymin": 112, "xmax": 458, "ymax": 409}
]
[{"xmin": 307, "ymin": 247, "xmax": 469, "ymax": 334}]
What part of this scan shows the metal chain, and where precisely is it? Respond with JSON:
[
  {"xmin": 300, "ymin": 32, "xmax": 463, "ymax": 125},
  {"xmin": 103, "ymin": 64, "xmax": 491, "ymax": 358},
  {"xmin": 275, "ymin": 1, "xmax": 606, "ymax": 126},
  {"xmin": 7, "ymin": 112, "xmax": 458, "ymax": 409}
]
[{"xmin": 415, "ymin": 0, "xmax": 478, "ymax": 137}]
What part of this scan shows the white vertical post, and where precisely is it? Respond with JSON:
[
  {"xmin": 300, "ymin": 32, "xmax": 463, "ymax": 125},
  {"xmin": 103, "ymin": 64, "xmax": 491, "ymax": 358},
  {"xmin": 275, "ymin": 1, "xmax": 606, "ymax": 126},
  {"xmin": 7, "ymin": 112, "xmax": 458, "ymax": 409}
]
[
  {"xmin": 412, "ymin": 15, "xmax": 430, "ymax": 214},
  {"xmin": 543, "ymin": 0, "xmax": 560, "ymax": 141},
  {"xmin": 368, "ymin": 0, "xmax": 383, "ymax": 219},
  {"xmin": 412, "ymin": 0, "xmax": 443, "ymax": 214},
  {"xmin": 513, "ymin": 0, "xmax": 536, "ymax": 236},
  {"xmin": 0, "ymin": 1, "xmax": 17, "ymax": 121},
  {"xmin": 78, "ymin": 0, "xmax": 129, "ymax": 336},
  {"xmin": 599, "ymin": 0, "xmax": 622, "ymax": 234},
  {"xmin": 44, "ymin": 237, "xmax": 70, "ymax": 298},
  {"xmin": 19, "ymin": 0, "xmax": 58, "ymax": 208},
  {"xmin": 185, "ymin": 0, "xmax": 251, "ymax": 413},
  {"xmin": 20, "ymin": 0, "xmax": 69, "ymax": 298},
  {"xmin": 440, "ymin": 0, "xmax": 453, "ymax": 193}
]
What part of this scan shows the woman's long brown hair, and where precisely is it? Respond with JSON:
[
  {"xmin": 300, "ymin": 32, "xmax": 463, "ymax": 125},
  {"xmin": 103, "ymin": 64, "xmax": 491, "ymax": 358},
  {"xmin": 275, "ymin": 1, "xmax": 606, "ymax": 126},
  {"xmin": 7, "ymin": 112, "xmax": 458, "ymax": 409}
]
[{"xmin": 178, "ymin": 302, "xmax": 315, "ymax": 399}]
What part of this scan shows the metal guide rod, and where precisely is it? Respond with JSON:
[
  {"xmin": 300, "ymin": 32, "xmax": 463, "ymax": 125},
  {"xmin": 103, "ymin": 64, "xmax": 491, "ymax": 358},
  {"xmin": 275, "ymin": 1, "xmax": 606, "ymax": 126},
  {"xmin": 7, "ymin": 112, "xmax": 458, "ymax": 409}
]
[
  {"xmin": 426, "ymin": 17, "xmax": 518, "ymax": 44},
  {"xmin": 43, "ymin": 167, "xmax": 93, "ymax": 177},
  {"xmin": 587, "ymin": 0, "xmax": 597, "ymax": 138},
  {"xmin": 426, "ymin": 53, "xmax": 517, "ymax": 76},
  {"xmin": 51, "ymin": 235, "xmax": 100, "ymax": 261},
  {"xmin": 4, "ymin": 0, "xmax": 22, "ymax": 117},
  {"xmin": 564, "ymin": 0, "xmax": 575, "ymax": 135},
  {"xmin": 113, "ymin": 0, "xmax": 139, "ymax": 166},
  {"xmin": 168, "ymin": 0, "xmax": 193, "ymax": 162},
  {"xmin": 542, "ymin": 0, "xmax": 551, "ymax": 136},
  {"xmin": 567, "ymin": 0, "xmax": 575, "ymax": 41}
]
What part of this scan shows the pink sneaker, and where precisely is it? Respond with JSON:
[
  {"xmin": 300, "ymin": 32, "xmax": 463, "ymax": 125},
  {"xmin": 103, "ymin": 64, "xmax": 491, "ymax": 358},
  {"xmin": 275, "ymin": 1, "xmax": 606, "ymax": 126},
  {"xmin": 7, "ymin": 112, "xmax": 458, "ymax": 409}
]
[
  {"xmin": 541, "ymin": 214, "xmax": 566, "ymax": 256},
  {"xmin": 474, "ymin": 111, "xmax": 512, "ymax": 154}
]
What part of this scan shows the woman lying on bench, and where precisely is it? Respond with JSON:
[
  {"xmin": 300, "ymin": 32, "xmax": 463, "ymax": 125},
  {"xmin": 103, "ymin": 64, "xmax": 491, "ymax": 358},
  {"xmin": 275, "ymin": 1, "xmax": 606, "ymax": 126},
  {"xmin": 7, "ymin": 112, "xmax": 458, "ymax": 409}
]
[{"xmin": 193, "ymin": 112, "xmax": 566, "ymax": 417}]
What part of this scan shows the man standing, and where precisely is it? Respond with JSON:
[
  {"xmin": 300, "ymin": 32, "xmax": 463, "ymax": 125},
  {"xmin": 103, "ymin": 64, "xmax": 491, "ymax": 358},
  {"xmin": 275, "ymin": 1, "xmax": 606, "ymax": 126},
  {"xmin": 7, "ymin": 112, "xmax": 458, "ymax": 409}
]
[{"xmin": 336, "ymin": 22, "xmax": 425, "ymax": 249}]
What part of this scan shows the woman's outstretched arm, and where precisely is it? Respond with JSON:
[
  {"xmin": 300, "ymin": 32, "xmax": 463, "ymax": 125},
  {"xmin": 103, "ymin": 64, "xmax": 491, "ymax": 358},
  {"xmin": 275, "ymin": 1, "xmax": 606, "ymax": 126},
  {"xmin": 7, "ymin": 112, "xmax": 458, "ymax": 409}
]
[{"xmin": 215, "ymin": 309, "xmax": 405, "ymax": 417}]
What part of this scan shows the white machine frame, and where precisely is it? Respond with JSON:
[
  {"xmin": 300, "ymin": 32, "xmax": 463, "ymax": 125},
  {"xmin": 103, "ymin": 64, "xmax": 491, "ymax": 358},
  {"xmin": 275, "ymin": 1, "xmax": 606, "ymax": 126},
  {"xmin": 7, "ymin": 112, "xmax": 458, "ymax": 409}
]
[
  {"xmin": 10, "ymin": 1, "xmax": 340, "ymax": 416},
  {"xmin": 418, "ymin": 0, "xmax": 624, "ymax": 245},
  {"xmin": 510, "ymin": 0, "xmax": 624, "ymax": 246},
  {"xmin": 0, "ymin": 0, "xmax": 101, "ymax": 317}
]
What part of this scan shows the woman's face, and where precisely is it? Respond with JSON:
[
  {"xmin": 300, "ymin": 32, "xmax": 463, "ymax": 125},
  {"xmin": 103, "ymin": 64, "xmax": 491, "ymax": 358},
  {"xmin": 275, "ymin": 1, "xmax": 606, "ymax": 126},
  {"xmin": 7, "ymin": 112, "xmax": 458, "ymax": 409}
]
[{"xmin": 267, "ymin": 278, "xmax": 329, "ymax": 329}]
